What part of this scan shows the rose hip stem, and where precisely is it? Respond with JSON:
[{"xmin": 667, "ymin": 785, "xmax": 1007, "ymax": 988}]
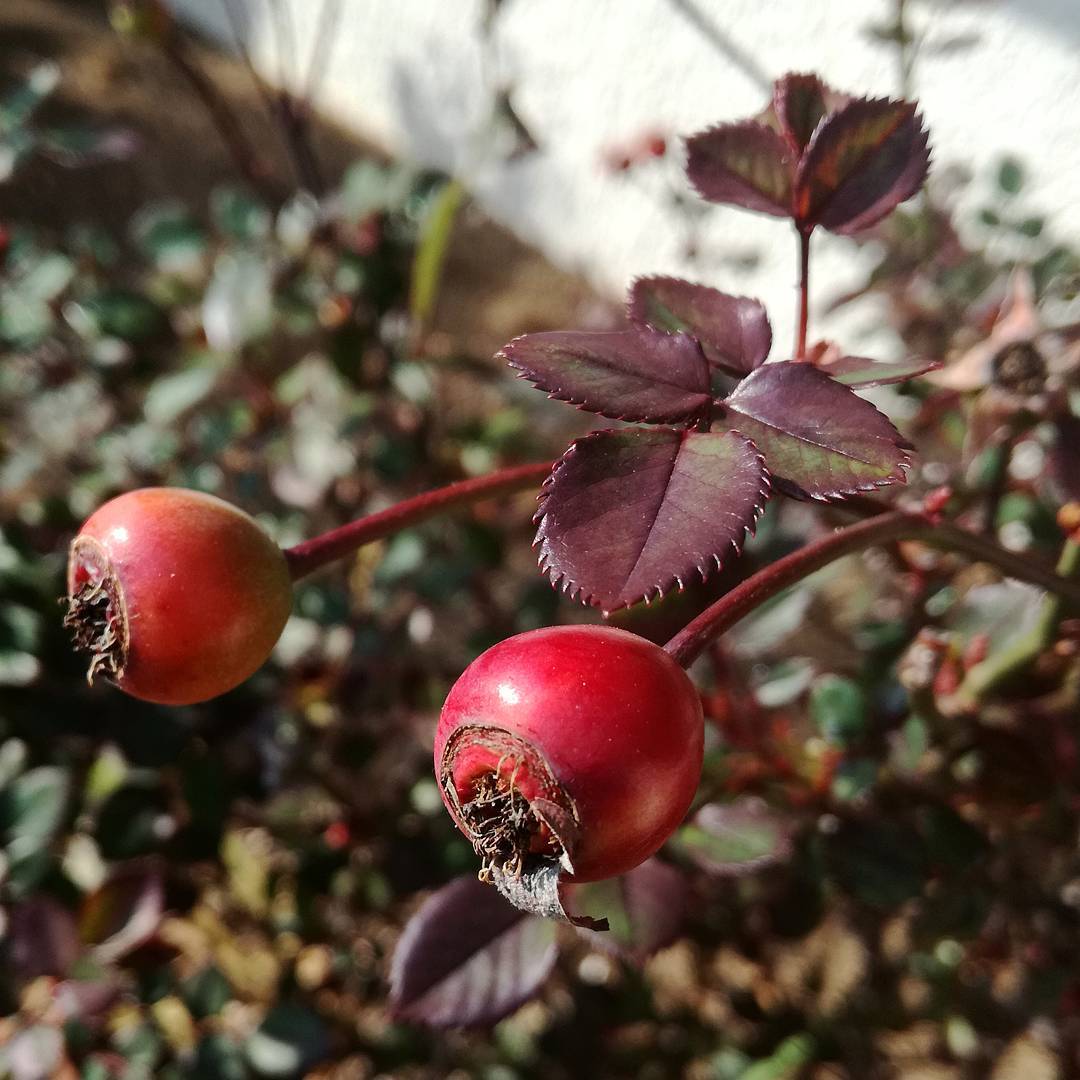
[
  {"xmin": 283, "ymin": 461, "xmax": 552, "ymax": 581},
  {"xmin": 663, "ymin": 510, "xmax": 1080, "ymax": 669}
]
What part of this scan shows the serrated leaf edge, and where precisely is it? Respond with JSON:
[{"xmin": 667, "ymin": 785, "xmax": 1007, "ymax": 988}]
[
  {"xmin": 533, "ymin": 428, "xmax": 773, "ymax": 612},
  {"xmin": 683, "ymin": 120, "xmax": 795, "ymax": 215},
  {"xmin": 794, "ymin": 96, "xmax": 931, "ymax": 235},
  {"xmin": 722, "ymin": 366, "xmax": 914, "ymax": 501},
  {"xmin": 500, "ymin": 330, "xmax": 712, "ymax": 426}
]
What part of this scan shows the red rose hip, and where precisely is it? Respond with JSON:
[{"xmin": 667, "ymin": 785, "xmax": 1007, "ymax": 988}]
[
  {"xmin": 64, "ymin": 488, "xmax": 292, "ymax": 705},
  {"xmin": 435, "ymin": 625, "xmax": 704, "ymax": 883}
]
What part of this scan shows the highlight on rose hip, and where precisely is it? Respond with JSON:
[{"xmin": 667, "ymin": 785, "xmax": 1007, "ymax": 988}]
[{"xmin": 7, "ymin": 19, "xmax": 1080, "ymax": 1072}]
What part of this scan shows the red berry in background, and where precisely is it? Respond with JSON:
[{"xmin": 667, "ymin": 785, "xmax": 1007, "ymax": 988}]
[
  {"xmin": 644, "ymin": 133, "xmax": 667, "ymax": 157},
  {"xmin": 435, "ymin": 625, "xmax": 704, "ymax": 883},
  {"xmin": 64, "ymin": 488, "xmax": 292, "ymax": 706}
]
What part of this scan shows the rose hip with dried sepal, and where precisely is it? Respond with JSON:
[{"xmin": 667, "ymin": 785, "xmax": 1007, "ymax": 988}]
[
  {"xmin": 435, "ymin": 625, "xmax": 704, "ymax": 890},
  {"xmin": 64, "ymin": 487, "xmax": 291, "ymax": 706}
]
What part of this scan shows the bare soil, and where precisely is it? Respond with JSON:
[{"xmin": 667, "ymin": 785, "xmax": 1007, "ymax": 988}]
[{"xmin": 0, "ymin": 0, "xmax": 599, "ymax": 359}]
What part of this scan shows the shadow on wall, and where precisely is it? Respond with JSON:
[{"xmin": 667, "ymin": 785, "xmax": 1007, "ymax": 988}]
[{"xmin": 994, "ymin": 0, "xmax": 1080, "ymax": 44}]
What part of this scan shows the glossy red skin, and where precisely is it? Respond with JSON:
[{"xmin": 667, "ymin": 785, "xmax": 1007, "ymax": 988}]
[
  {"xmin": 68, "ymin": 488, "xmax": 291, "ymax": 706},
  {"xmin": 435, "ymin": 625, "xmax": 704, "ymax": 882}
]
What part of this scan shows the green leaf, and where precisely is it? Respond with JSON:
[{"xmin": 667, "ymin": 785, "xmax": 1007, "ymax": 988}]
[
  {"xmin": 132, "ymin": 201, "xmax": 208, "ymax": 272},
  {"xmin": 918, "ymin": 804, "xmax": 988, "ymax": 871},
  {"xmin": 831, "ymin": 758, "xmax": 877, "ymax": 801},
  {"xmin": 184, "ymin": 967, "xmax": 233, "ymax": 1019},
  {"xmin": 1, "ymin": 62, "xmax": 60, "ymax": 128},
  {"xmin": 144, "ymin": 366, "xmax": 219, "ymax": 426},
  {"xmin": 196, "ymin": 1035, "xmax": 247, "ymax": 1080},
  {"xmin": 245, "ymin": 1005, "xmax": 328, "ymax": 1077},
  {"xmin": 740, "ymin": 1034, "xmax": 817, "ymax": 1080},
  {"xmin": 809, "ymin": 674, "xmax": 867, "ymax": 746},
  {"xmin": 409, "ymin": 178, "xmax": 466, "ymax": 332},
  {"xmin": 80, "ymin": 288, "xmax": 166, "ymax": 342},
  {"xmin": 211, "ymin": 187, "xmax": 272, "ymax": 242},
  {"xmin": 672, "ymin": 797, "xmax": 793, "ymax": 876},
  {"xmin": 1, "ymin": 765, "xmax": 69, "ymax": 853},
  {"xmin": 997, "ymin": 156, "xmax": 1024, "ymax": 195},
  {"xmin": 828, "ymin": 820, "xmax": 926, "ymax": 908}
]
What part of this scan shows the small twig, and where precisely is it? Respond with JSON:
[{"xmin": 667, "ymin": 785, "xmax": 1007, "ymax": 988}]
[
  {"xmin": 664, "ymin": 511, "xmax": 1080, "ymax": 668},
  {"xmin": 160, "ymin": 29, "xmax": 275, "ymax": 200},
  {"xmin": 220, "ymin": 0, "xmax": 325, "ymax": 196},
  {"xmin": 979, "ymin": 431, "xmax": 1017, "ymax": 537},
  {"xmin": 268, "ymin": 0, "xmax": 324, "ymax": 195},
  {"xmin": 894, "ymin": 0, "xmax": 915, "ymax": 100},
  {"xmin": 950, "ymin": 536, "xmax": 1080, "ymax": 709},
  {"xmin": 666, "ymin": 0, "xmax": 772, "ymax": 94},
  {"xmin": 221, "ymin": 0, "xmax": 280, "ymax": 119},
  {"xmin": 283, "ymin": 461, "xmax": 552, "ymax": 580}
]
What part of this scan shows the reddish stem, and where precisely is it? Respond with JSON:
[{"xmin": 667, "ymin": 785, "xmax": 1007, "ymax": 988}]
[
  {"xmin": 664, "ymin": 510, "xmax": 1080, "ymax": 668},
  {"xmin": 795, "ymin": 227, "xmax": 811, "ymax": 360},
  {"xmin": 283, "ymin": 461, "xmax": 552, "ymax": 580}
]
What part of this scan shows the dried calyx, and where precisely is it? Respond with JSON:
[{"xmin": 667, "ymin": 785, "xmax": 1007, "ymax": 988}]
[
  {"xmin": 992, "ymin": 341, "xmax": 1046, "ymax": 397},
  {"xmin": 440, "ymin": 725, "xmax": 577, "ymax": 881},
  {"xmin": 63, "ymin": 537, "xmax": 127, "ymax": 685},
  {"xmin": 438, "ymin": 725, "xmax": 606, "ymax": 929}
]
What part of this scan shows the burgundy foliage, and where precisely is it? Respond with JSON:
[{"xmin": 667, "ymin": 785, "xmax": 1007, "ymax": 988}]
[
  {"xmin": 389, "ymin": 875, "xmax": 557, "ymax": 1027},
  {"xmin": 510, "ymin": 281, "xmax": 915, "ymax": 608},
  {"xmin": 500, "ymin": 72, "xmax": 931, "ymax": 610},
  {"xmin": 566, "ymin": 857, "xmax": 689, "ymax": 964},
  {"xmin": 627, "ymin": 276, "xmax": 772, "ymax": 376},
  {"xmin": 686, "ymin": 73, "xmax": 930, "ymax": 236},
  {"xmin": 716, "ymin": 362, "xmax": 913, "ymax": 499},
  {"xmin": 535, "ymin": 428, "xmax": 769, "ymax": 611}
]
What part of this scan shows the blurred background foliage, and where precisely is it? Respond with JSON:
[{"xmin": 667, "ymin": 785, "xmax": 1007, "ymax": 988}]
[{"xmin": 3, "ymin": 2, "xmax": 1080, "ymax": 1078}]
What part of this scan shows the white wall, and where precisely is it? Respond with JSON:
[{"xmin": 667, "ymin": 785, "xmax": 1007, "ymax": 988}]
[{"xmin": 170, "ymin": 0, "xmax": 1080, "ymax": 357}]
